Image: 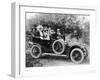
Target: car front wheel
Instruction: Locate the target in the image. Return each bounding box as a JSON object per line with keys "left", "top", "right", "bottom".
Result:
{"left": 70, "top": 48, "right": 84, "bottom": 64}
{"left": 52, "top": 39, "right": 65, "bottom": 55}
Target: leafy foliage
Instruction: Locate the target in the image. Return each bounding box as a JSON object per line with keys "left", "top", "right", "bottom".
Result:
{"left": 26, "top": 13, "right": 89, "bottom": 45}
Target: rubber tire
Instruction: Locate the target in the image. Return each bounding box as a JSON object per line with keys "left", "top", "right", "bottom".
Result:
{"left": 52, "top": 39, "right": 65, "bottom": 55}
{"left": 31, "top": 44, "right": 42, "bottom": 58}
{"left": 70, "top": 48, "right": 84, "bottom": 64}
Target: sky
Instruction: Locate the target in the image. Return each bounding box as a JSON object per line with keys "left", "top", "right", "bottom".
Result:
{"left": 26, "top": 13, "right": 36, "bottom": 19}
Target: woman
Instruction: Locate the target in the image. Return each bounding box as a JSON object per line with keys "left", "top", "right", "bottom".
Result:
{"left": 36, "top": 25, "right": 43, "bottom": 39}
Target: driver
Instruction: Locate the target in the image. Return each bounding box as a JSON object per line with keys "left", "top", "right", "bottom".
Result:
{"left": 57, "top": 29, "right": 61, "bottom": 39}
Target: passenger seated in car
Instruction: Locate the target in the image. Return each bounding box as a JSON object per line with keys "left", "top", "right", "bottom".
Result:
{"left": 43, "top": 27, "right": 50, "bottom": 40}
{"left": 36, "top": 25, "right": 43, "bottom": 39}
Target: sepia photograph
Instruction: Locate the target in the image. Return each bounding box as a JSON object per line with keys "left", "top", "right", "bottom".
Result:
{"left": 25, "top": 12, "right": 90, "bottom": 67}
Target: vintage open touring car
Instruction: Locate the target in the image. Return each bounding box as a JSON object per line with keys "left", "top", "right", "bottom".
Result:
{"left": 26, "top": 27, "right": 88, "bottom": 64}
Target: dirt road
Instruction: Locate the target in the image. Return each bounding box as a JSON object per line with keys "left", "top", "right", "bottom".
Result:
{"left": 26, "top": 54, "right": 89, "bottom": 67}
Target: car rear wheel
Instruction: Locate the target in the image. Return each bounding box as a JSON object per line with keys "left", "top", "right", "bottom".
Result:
{"left": 70, "top": 48, "right": 84, "bottom": 64}
{"left": 31, "top": 44, "right": 42, "bottom": 58}
{"left": 52, "top": 39, "right": 65, "bottom": 55}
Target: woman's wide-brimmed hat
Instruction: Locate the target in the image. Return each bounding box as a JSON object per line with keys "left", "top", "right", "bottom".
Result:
{"left": 37, "top": 25, "right": 43, "bottom": 31}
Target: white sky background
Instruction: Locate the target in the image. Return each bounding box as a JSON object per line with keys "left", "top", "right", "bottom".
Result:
{"left": 78, "top": 16, "right": 90, "bottom": 23}
{"left": 26, "top": 13, "right": 37, "bottom": 19}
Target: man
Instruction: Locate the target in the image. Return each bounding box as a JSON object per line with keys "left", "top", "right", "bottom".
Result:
{"left": 57, "top": 29, "right": 61, "bottom": 39}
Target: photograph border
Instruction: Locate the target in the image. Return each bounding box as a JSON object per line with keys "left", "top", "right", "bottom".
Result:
{"left": 25, "top": 12, "right": 90, "bottom": 66}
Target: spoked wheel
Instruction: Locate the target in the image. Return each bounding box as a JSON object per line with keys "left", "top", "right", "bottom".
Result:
{"left": 70, "top": 48, "right": 84, "bottom": 64}
{"left": 31, "top": 44, "right": 42, "bottom": 58}
{"left": 52, "top": 39, "right": 65, "bottom": 55}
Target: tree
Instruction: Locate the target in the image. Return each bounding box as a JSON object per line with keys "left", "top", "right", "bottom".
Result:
{"left": 26, "top": 13, "right": 89, "bottom": 45}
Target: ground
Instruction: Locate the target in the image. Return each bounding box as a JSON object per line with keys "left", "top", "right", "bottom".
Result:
{"left": 26, "top": 53, "right": 89, "bottom": 67}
